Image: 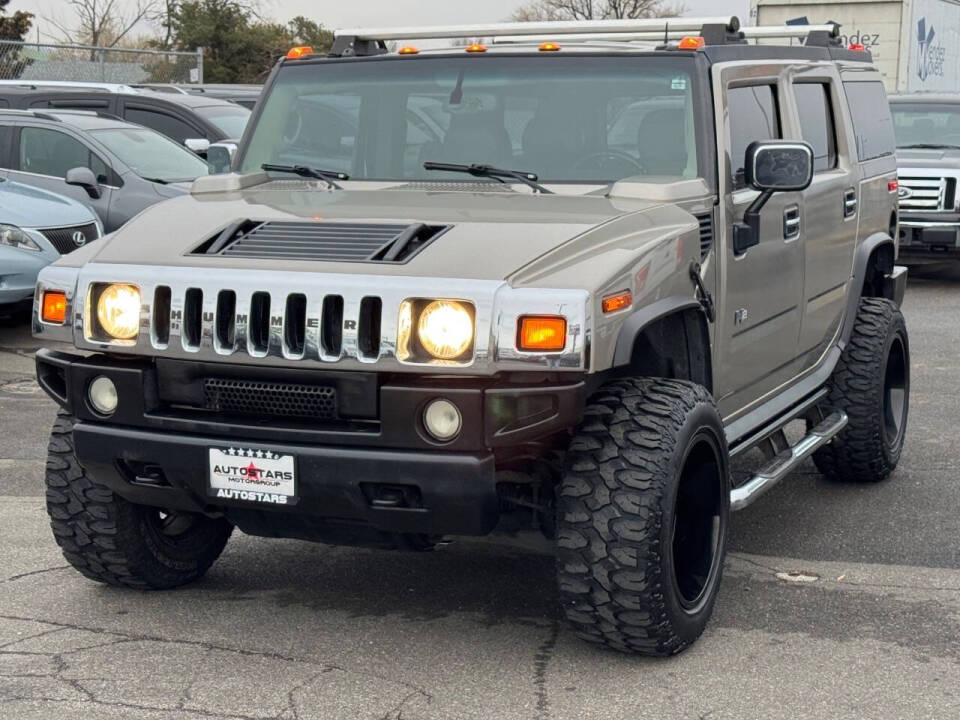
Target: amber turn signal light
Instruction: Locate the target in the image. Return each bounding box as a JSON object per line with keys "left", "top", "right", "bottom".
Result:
{"left": 285, "top": 46, "right": 313, "bottom": 59}
{"left": 517, "top": 316, "right": 566, "bottom": 352}
{"left": 602, "top": 291, "right": 632, "bottom": 314}
{"left": 42, "top": 291, "right": 67, "bottom": 324}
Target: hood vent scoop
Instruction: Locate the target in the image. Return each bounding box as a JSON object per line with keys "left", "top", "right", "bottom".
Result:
{"left": 193, "top": 221, "right": 450, "bottom": 263}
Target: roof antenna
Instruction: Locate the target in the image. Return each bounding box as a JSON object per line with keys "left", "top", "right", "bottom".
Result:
{"left": 664, "top": 21, "right": 669, "bottom": 45}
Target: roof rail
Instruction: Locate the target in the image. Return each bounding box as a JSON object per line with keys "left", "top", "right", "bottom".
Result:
{"left": 493, "top": 24, "right": 840, "bottom": 44}
{"left": 0, "top": 108, "right": 63, "bottom": 121}
{"left": 330, "top": 16, "right": 740, "bottom": 56}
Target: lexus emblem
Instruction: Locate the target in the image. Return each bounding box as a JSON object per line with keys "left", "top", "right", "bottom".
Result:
{"left": 898, "top": 186, "right": 913, "bottom": 200}
{"left": 71, "top": 230, "right": 87, "bottom": 247}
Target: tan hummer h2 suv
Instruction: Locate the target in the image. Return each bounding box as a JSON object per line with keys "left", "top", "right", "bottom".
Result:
{"left": 33, "top": 16, "right": 910, "bottom": 655}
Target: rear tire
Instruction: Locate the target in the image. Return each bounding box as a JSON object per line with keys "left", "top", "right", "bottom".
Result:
{"left": 813, "top": 297, "right": 909, "bottom": 483}
{"left": 45, "top": 411, "right": 233, "bottom": 589}
{"left": 556, "top": 378, "right": 729, "bottom": 655}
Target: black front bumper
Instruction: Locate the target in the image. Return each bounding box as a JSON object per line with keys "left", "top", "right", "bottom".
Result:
{"left": 899, "top": 215, "right": 960, "bottom": 260}
{"left": 36, "top": 349, "right": 585, "bottom": 540}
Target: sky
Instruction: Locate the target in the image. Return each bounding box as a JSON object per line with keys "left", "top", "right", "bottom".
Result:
{"left": 9, "top": 0, "right": 751, "bottom": 44}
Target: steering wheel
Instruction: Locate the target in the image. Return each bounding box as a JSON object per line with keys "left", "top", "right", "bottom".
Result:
{"left": 573, "top": 150, "right": 644, "bottom": 175}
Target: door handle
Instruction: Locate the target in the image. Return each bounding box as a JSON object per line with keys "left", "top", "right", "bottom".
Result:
{"left": 844, "top": 188, "right": 858, "bottom": 219}
{"left": 783, "top": 205, "right": 800, "bottom": 240}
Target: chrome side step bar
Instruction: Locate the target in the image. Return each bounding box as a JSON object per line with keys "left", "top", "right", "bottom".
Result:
{"left": 730, "top": 410, "right": 848, "bottom": 511}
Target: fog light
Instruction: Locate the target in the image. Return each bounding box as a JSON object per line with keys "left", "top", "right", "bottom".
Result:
{"left": 88, "top": 376, "right": 118, "bottom": 415}
{"left": 423, "top": 398, "right": 462, "bottom": 441}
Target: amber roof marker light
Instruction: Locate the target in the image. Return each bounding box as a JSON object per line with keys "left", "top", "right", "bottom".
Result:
{"left": 465, "top": 43, "right": 487, "bottom": 53}
{"left": 285, "top": 46, "right": 314, "bottom": 59}
{"left": 398, "top": 45, "right": 420, "bottom": 55}
{"left": 539, "top": 41, "right": 561, "bottom": 51}
{"left": 677, "top": 36, "right": 705, "bottom": 50}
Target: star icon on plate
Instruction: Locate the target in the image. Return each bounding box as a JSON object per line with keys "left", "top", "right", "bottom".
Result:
{"left": 255, "top": 450, "right": 264, "bottom": 458}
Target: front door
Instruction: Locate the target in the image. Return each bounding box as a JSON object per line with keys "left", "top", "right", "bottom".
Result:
{"left": 713, "top": 66, "right": 806, "bottom": 419}
{"left": 6, "top": 125, "right": 114, "bottom": 228}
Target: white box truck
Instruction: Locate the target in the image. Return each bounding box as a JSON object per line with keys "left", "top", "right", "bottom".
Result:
{"left": 750, "top": 0, "right": 960, "bottom": 92}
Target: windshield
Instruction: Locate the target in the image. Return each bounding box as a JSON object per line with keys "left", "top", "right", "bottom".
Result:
{"left": 240, "top": 56, "right": 703, "bottom": 184}
{"left": 891, "top": 103, "right": 960, "bottom": 148}
{"left": 89, "top": 127, "right": 210, "bottom": 183}
{"left": 195, "top": 104, "right": 251, "bottom": 138}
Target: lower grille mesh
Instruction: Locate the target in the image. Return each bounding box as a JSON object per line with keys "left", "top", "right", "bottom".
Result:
{"left": 39, "top": 223, "right": 98, "bottom": 255}
{"left": 202, "top": 378, "right": 337, "bottom": 420}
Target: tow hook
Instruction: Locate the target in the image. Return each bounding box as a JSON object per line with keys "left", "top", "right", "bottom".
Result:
{"left": 689, "top": 261, "right": 715, "bottom": 323}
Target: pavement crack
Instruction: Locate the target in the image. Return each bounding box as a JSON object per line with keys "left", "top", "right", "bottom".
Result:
{"left": 532, "top": 620, "right": 561, "bottom": 720}
{"left": 2, "top": 565, "right": 72, "bottom": 584}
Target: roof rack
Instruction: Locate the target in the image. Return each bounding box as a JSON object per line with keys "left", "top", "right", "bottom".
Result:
{"left": 331, "top": 16, "right": 742, "bottom": 56}
{"left": 492, "top": 24, "right": 840, "bottom": 45}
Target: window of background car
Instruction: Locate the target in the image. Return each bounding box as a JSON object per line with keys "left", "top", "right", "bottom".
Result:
{"left": 240, "top": 56, "right": 704, "bottom": 184}
{"left": 843, "top": 82, "right": 895, "bottom": 161}
{"left": 890, "top": 103, "right": 960, "bottom": 148}
{"left": 17, "top": 127, "right": 110, "bottom": 181}
{"left": 728, "top": 84, "right": 781, "bottom": 189}
{"left": 194, "top": 104, "right": 251, "bottom": 139}
{"left": 794, "top": 83, "right": 837, "bottom": 172}
{"left": 89, "top": 127, "right": 209, "bottom": 183}
{"left": 124, "top": 107, "right": 201, "bottom": 145}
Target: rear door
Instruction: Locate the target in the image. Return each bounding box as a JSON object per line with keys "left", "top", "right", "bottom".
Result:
{"left": 790, "top": 67, "right": 859, "bottom": 360}
{"left": 712, "top": 64, "right": 806, "bottom": 418}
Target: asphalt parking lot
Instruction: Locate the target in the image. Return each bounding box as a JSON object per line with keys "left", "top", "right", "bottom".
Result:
{"left": 1, "top": 267, "right": 959, "bottom": 720}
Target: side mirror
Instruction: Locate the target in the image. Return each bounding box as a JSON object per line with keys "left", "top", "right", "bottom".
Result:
{"left": 65, "top": 166, "right": 101, "bottom": 199}
{"left": 206, "top": 142, "right": 237, "bottom": 175}
{"left": 734, "top": 141, "right": 813, "bottom": 254}
{"left": 185, "top": 138, "right": 211, "bottom": 156}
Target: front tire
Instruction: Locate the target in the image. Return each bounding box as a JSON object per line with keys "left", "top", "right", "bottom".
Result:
{"left": 45, "top": 411, "right": 233, "bottom": 589}
{"left": 813, "top": 297, "right": 909, "bottom": 482}
{"left": 557, "top": 379, "right": 729, "bottom": 655}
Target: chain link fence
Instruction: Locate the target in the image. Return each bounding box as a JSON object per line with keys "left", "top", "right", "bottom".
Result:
{"left": 0, "top": 41, "right": 203, "bottom": 85}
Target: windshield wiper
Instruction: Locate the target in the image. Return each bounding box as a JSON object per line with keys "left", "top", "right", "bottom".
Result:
{"left": 899, "top": 143, "right": 960, "bottom": 150}
{"left": 261, "top": 163, "right": 349, "bottom": 189}
{"left": 423, "top": 162, "right": 553, "bottom": 194}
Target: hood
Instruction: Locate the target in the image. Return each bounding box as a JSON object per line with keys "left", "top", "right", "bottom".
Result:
{"left": 152, "top": 181, "right": 193, "bottom": 199}
{"left": 896, "top": 147, "right": 960, "bottom": 168}
{"left": 0, "top": 179, "right": 96, "bottom": 229}
{"left": 80, "top": 183, "right": 666, "bottom": 282}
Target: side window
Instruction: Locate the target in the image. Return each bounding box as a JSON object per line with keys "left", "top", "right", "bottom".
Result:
{"left": 794, "top": 83, "right": 837, "bottom": 172}
{"left": 843, "top": 81, "right": 895, "bottom": 161}
{"left": 0, "top": 126, "right": 10, "bottom": 167}
{"left": 728, "top": 85, "right": 781, "bottom": 189}
{"left": 124, "top": 107, "right": 200, "bottom": 145}
{"left": 18, "top": 127, "right": 106, "bottom": 179}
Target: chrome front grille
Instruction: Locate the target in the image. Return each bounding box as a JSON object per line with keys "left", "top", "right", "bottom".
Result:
{"left": 64, "top": 264, "right": 589, "bottom": 375}
{"left": 898, "top": 175, "right": 953, "bottom": 211}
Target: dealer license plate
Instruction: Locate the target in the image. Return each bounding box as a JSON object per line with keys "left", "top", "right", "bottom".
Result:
{"left": 208, "top": 447, "right": 296, "bottom": 506}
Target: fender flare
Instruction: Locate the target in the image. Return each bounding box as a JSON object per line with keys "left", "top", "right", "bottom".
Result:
{"left": 612, "top": 296, "right": 704, "bottom": 367}
{"left": 842, "top": 232, "right": 896, "bottom": 345}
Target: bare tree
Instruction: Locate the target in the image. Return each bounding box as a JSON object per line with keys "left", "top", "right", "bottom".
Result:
{"left": 45, "top": 0, "right": 160, "bottom": 47}
{"left": 512, "top": 0, "right": 685, "bottom": 22}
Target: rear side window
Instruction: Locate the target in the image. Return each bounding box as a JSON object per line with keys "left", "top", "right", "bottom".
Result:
{"left": 728, "top": 85, "right": 781, "bottom": 189}
{"left": 843, "top": 81, "right": 895, "bottom": 161}
{"left": 124, "top": 106, "right": 200, "bottom": 145}
{"left": 794, "top": 83, "right": 837, "bottom": 172}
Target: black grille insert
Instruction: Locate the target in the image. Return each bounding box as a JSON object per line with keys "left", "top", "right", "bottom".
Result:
{"left": 194, "top": 221, "right": 449, "bottom": 263}
{"left": 203, "top": 378, "right": 337, "bottom": 420}
{"left": 39, "top": 223, "right": 98, "bottom": 255}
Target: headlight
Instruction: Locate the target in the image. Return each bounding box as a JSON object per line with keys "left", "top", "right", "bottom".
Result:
{"left": 417, "top": 300, "right": 474, "bottom": 360}
{"left": 96, "top": 284, "right": 140, "bottom": 340}
{"left": 0, "top": 224, "right": 41, "bottom": 252}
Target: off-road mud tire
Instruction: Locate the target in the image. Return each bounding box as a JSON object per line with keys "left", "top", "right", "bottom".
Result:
{"left": 813, "top": 298, "right": 909, "bottom": 483}
{"left": 557, "top": 378, "right": 729, "bottom": 656}
{"left": 45, "top": 411, "right": 233, "bottom": 588}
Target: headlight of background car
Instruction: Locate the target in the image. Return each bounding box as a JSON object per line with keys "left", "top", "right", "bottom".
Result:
{"left": 398, "top": 299, "right": 475, "bottom": 362}
{"left": 96, "top": 283, "right": 141, "bottom": 340}
{"left": 0, "top": 224, "right": 42, "bottom": 252}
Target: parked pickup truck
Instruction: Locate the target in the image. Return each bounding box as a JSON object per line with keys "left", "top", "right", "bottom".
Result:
{"left": 891, "top": 93, "right": 960, "bottom": 261}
